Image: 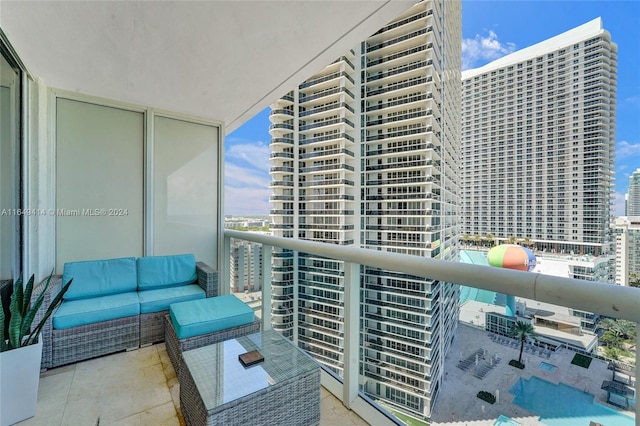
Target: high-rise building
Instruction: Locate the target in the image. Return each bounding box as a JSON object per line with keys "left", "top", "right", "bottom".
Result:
{"left": 627, "top": 168, "right": 640, "bottom": 216}
{"left": 229, "top": 239, "right": 263, "bottom": 293}
{"left": 461, "top": 18, "right": 617, "bottom": 283}
{"left": 268, "top": 0, "right": 461, "bottom": 420}
{"left": 613, "top": 217, "right": 640, "bottom": 288}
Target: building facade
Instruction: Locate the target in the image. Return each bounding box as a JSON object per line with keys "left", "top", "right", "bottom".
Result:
{"left": 613, "top": 216, "right": 640, "bottom": 286}
{"left": 268, "top": 0, "right": 461, "bottom": 420}
{"left": 229, "top": 238, "right": 263, "bottom": 293}
{"left": 461, "top": 18, "right": 617, "bottom": 277}
{"left": 627, "top": 168, "right": 640, "bottom": 216}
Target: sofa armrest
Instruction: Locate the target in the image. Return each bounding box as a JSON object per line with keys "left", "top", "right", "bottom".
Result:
{"left": 30, "top": 274, "right": 62, "bottom": 370}
{"left": 196, "top": 262, "right": 218, "bottom": 298}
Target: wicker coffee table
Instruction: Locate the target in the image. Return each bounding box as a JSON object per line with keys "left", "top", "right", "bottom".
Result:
{"left": 180, "top": 329, "right": 320, "bottom": 426}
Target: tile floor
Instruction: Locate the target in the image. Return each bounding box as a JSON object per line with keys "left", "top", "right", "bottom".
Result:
{"left": 18, "top": 343, "right": 367, "bottom": 426}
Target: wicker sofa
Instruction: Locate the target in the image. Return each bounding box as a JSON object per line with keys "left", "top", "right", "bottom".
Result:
{"left": 32, "top": 254, "right": 218, "bottom": 369}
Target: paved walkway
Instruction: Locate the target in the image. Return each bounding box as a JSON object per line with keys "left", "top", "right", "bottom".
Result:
{"left": 431, "top": 323, "right": 635, "bottom": 425}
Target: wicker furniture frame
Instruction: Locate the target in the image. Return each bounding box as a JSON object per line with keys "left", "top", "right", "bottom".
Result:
{"left": 31, "top": 261, "right": 218, "bottom": 369}
{"left": 165, "top": 314, "right": 261, "bottom": 377}
{"left": 179, "top": 330, "right": 320, "bottom": 426}
{"left": 139, "top": 261, "right": 218, "bottom": 346}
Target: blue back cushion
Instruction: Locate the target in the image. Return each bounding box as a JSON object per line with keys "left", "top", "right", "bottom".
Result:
{"left": 137, "top": 254, "right": 197, "bottom": 291}
{"left": 63, "top": 257, "right": 137, "bottom": 300}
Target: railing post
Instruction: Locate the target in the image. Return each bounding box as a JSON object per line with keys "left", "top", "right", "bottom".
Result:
{"left": 343, "top": 261, "right": 360, "bottom": 408}
{"left": 222, "top": 234, "right": 231, "bottom": 295}
{"left": 261, "top": 244, "right": 272, "bottom": 331}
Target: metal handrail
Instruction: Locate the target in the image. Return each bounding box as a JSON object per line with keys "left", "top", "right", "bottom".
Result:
{"left": 224, "top": 229, "right": 640, "bottom": 323}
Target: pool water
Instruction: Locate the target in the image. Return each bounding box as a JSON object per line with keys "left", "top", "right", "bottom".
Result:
{"left": 538, "top": 361, "right": 558, "bottom": 372}
{"left": 511, "top": 377, "right": 635, "bottom": 426}
{"left": 494, "top": 414, "right": 520, "bottom": 425}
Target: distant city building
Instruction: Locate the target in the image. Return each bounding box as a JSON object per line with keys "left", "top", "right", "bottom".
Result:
{"left": 230, "top": 238, "right": 264, "bottom": 293}
{"left": 269, "top": 0, "right": 461, "bottom": 420}
{"left": 613, "top": 216, "right": 640, "bottom": 286}
{"left": 461, "top": 18, "right": 617, "bottom": 283}
{"left": 224, "top": 216, "right": 271, "bottom": 228}
{"left": 627, "top": 168, "right": 640, "bottom": 216}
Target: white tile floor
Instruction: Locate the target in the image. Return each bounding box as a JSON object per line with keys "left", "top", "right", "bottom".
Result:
{"left": 18, "top": 343, "right": 367, "bottom": 426}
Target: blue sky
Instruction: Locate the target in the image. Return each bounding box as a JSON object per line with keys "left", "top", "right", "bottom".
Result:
{"left": 225, "top": 0, "right": 640, "bottom": 217}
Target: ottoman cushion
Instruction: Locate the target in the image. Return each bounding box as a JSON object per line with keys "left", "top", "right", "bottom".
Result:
{"left": 170, "top": 295, "right": 255, "bottom": 339}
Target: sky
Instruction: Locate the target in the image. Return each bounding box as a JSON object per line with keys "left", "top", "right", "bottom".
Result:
{"left": 225, "top": 0, "right": 640, "bottom": 217}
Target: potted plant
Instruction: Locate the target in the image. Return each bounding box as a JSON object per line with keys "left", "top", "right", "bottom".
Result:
{"left": 0, "top": 273, "right": 72, "bottom": 426}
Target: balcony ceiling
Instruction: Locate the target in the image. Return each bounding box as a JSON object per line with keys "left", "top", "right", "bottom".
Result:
{"left": 0, "top": 1, "right": 414, "bottom": 133}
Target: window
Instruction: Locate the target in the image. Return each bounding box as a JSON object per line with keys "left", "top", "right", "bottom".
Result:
{"left": 0, "top": 42, "right": 24, "bottom": 282}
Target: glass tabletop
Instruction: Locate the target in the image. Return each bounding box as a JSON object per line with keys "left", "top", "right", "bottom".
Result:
{"left": 182, "top": 329, "right": 319, "bottom": 410}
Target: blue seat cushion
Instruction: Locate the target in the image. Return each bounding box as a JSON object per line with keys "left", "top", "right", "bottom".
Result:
{"left": 138, "top": 284, "right": 206, "bottom": 314}
{"left": 63, "top": 257, "right": 137, "bottom": 301}
{"left": 137, "top": 254, "right": 197, "bottom": 291}
{"left": 53, "top": 292, "right": 140, "bottom": 330}
{"left": 170, "top": 295, "right": 255, "bottom": 339}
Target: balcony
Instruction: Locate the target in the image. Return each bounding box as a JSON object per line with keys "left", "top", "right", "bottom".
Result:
{"left": 224, "top": 230, "right": 639, "bottom": 424}
{"left": 23, "top": 343, "right": 371, "bottom": 425}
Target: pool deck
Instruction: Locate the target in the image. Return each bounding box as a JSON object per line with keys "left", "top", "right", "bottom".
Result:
{"left": 431, "top": 323, "right": 635, "bottom": 426}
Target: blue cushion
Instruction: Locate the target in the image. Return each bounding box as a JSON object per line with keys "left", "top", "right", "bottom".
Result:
{"left": 52, "top": 292, "right": 140, "bottom": 330}
{"left": 170, "top": 295, "right": 255, "bottom": 339}
{"left": 138, "top": 284, "right": 205, "bottom": 314}
{"left": 137, "top": 254, "right": 197, "bottom": 291}
{"left": 63, "top": 257, "right": 137, "bottom": 301}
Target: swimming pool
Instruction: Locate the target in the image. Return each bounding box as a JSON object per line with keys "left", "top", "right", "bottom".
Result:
{"left": 511, "top": 376, "right": 634, "bottom": 426}
{"left": 538, "top": 361, "right": 557, "bottom": 372}
{"left": 493, "top": 414, "right": 520, "bottom": 425}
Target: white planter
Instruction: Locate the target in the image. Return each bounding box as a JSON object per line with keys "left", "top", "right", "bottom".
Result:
{"left": 0, "top": 339, "right": 43, "bottom": 426}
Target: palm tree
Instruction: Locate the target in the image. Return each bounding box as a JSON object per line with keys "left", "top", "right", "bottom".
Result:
{"left": 485, "top": 233, "right": 495, "bottom": 248}
{"left": 508, "top": 320, "right": 536, "bottom": 364}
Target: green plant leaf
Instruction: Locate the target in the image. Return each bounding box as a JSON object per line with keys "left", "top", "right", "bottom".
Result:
{"left": 26, "top": 278, "right": 73, "bottom": 345}
{"left": 8, "top": 278, "right": 25, "bottom": 349}
{"left": 21, "top": 275, "right": 35, "bottom": 319}
{"left": 0, "top": 302, "right": 7, "bottom": 352}
{"left": 20, "top": 275, "right": 40, "bottom": 338}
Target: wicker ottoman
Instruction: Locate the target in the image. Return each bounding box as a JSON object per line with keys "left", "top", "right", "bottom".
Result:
{"left": 165, "top": 296, "right": 261, "bottom": 376}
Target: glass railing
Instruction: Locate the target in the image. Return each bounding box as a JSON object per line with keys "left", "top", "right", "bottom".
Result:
{"left": 300, "top": 132, "right": 355, "bottom": 145}
{"left": 367, "top": 60, "right": 431, "bottom": 82}
{"left": 367, "top": 76, "right": 433, "bottom": 97}
{"left": 300, "top": 102, "right": 355, "bottom": 117}
{"left": 224, "top": 230, "right": 639, "bottom": 425}
{"left": 365, "top": 93, "right": 430, "bottom": 112}
{"left": 300, "top": 148, "right": 355, "bottom": 159}
{"left": 366, "top": 28, "right": 428, "bottom": 53}
{"left": 300, "top": 117, "right": 355, "bottom": 132}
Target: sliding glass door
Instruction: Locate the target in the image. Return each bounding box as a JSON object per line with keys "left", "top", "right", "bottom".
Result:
{"left": 0, "top": 48, "right": 22, "bottom": 283}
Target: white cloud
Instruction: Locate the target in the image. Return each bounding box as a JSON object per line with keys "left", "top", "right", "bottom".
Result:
{"left": 462, "top": 30, "right": 516, "bottom": 70}
{"left": 224, "top": 185, "right": 271, "bottom": 216}
{"left": 226, "top": 140, "right": 271, "bottom": 172}
{"left": 225, "top": 162, "right": 270, "bottom": 189}
{"left": 617, "top": 140, "right": 640, "bottom": 157}
{"left": 224, "top": 139, "right": 271, "bottom": 215}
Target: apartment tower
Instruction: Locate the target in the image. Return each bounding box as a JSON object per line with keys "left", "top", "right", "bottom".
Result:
{"left": 461, "top": 18, "right": 617, "bottom": 284}
{"left": 268, "top": 0, "right": 461, "bottom": 420}
{"left": 627, "top": 168, "right": 640, "bottom": 216}
{"left": 613, "top": 217, "right": 640, "bottom": 286}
